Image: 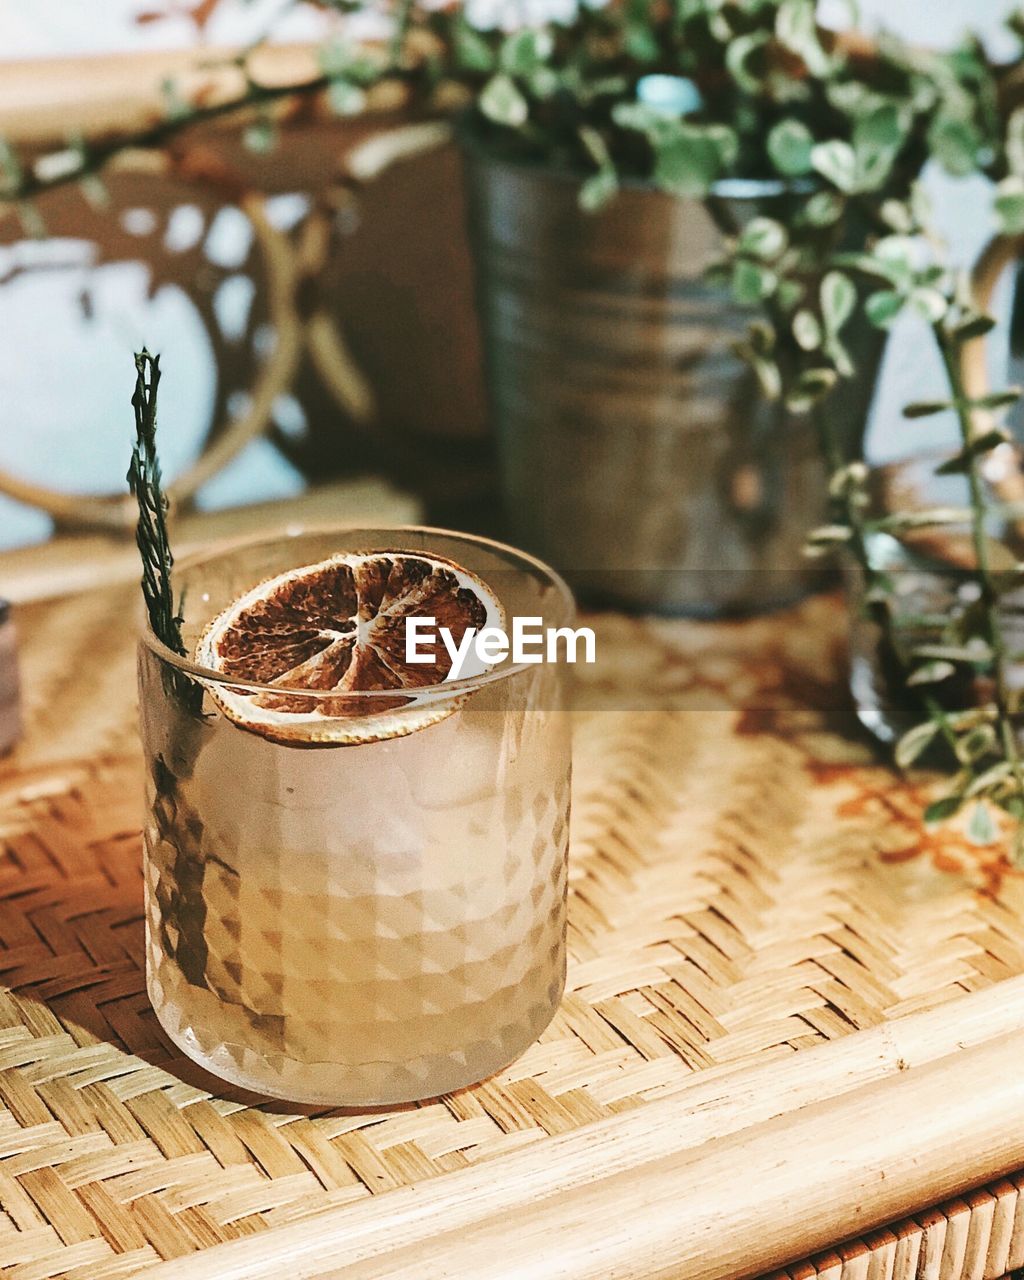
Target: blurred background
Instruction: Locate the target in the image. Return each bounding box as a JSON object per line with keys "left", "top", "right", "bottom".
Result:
{"left": 0, "top": 0, "right": 488, "bottom": 561}
{"left": 0, "top": 0, "right": 1018, "bottom": 597}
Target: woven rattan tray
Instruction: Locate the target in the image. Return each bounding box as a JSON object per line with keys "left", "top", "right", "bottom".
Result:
{"left": 3, "top": 583, "right": 1024, "bottom": 1280}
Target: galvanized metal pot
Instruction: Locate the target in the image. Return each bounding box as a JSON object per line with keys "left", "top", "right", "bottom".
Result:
{"left": 463, "top": 148, "right": 884, "bottom": 615}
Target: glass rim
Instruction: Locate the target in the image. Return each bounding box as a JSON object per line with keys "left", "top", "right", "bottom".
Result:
{"left": 139, "top": 522, "right": 576, "bottom": 700}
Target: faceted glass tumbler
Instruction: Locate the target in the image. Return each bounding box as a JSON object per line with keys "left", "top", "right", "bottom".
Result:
{"left": 138, "top": 527, "right": 573, "bottom": 1106}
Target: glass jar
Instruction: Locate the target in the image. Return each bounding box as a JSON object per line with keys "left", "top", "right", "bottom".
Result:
{"left": 138, "top": 526, "right": 573, "bottom": 1106}
{"left": 847, "top": 454, "right": 1024, "bottom": 743}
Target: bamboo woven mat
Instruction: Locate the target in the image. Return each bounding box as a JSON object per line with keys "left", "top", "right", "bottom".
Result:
{"left": 3, "top": 584, "right": 1024, "bottom": 1280}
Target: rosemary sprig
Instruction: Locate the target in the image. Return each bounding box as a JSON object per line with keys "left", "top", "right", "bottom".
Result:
{"left": 127, "top": 349, "right": 185, "bottom": 657}
{"left": 128, "top": 351, "right": 205, "bottom": 720}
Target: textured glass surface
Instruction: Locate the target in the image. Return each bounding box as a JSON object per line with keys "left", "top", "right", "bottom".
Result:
{"left": 138, "top": 528, "right": 572, "bottom": 1105}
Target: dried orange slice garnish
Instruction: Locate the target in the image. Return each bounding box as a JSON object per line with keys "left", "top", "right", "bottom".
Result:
{"left": 195, "top": 550, "right": 505, "bottom": 745}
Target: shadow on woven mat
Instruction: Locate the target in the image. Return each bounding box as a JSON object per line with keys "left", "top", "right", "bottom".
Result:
{"left": 0, "top": 760, "right": 421, "bottom": 1121}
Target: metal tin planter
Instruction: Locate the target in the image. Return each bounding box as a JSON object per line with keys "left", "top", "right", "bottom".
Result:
{"left": 463, "top": 149, "right": 885, "bottom": 615}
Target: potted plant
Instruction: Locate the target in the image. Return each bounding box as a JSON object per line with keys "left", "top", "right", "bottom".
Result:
{"left": 415, "top": 0, "right": 997, "bottom": 613}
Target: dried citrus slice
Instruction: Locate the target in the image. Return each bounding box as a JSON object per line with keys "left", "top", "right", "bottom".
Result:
{"left": 196, "top": 550, "right": 505, "bottom": 745}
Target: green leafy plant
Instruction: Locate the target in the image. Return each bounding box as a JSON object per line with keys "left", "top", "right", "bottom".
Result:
{"left": 0, "top": 3, "right": 1007, "bottom": 217}
{"left": 810, "top": 247, "right": 1024, "bottom": 856}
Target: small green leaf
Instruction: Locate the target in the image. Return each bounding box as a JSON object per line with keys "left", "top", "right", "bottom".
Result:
{"left": 910, "top": 287, "right": 949, "bottom": 323}
{"left": 810, "top": 139, "right": 858, "bottom": 193}
{"left": 578, "top": 124, "right": 611, "bottom": 169}
{"left": 873, "top": 234, "right": 916, "bottom": 277}
{"left": 824, "top": 333, "right": 854, "bottom": 378}
{"left": 832, "top": 251, "right": 899, "bottom": 283}
{"left": 873, "top": 506, "right": 971, "bottom": 531}
{"left": 965, "top": 800, "right": 997, "bottom": 844}
{"left": 953, "top": 313, "right": 997, "bottom": 342}
{"left": 994, "top": 176, "right": 1024, "bottom": 235}
{"left": 499, "top": 29, "right": 553, "bottom": 75}
{"left": 747, "top": 320, "right": 775, "bottom": 355}
{"left": 454, "top": 21, "right": 495, "bottom": 72}
{"left": 806, "top": 523, "right": 854, "bottom": 546}
{"left": 1005, "top": 794, "right": 1024, "bottom": 821}
{"left": 776, "top": 279, "right": 803, "bottom": 311}
{"left": 865, "top": 289, "right": 904, "bottom": 329}
{"left": 80, "top": 173, "right": 110, "bottom": 211}
{"left": 527, "top": 66, "right": 559, "bottom": 99}
{"left": 956, "top": 724, "right": 998, "bottom": 765}
{"left": 935, "top": 429, "right": 1013, "bottom": 473}
{"left": 924, "top": 794, "right": 963, "bottom": 824}
{"left": 776, "top": 0, "right": 831, "bottom": 76}
{"left": 704, "top": 124, "right": 739, "bottom": 170}
{"left": 732, "top": 339, "right": 782, "bottom": 399}
{"left": 853, "top": 102, "right": 907, "bottom": 155}
{"left": 907, "top": 660, "right": 956, "bottom": 686}
{"left": 327, "top": 79, "right": 366, "bottom": 116}
{"left": 766, "top": 119, "right": 814, "bottom": 177}
{"left": 903, "top": 400, "right": 952, "bottom": 419}
{"left": 787, "top": 366, "right": 838, "bottom": 413}
{"left": 15, "top": 200, "right": 45, "bottom": 239}
{"left": 1007, "top": 107, "right": 1024, "bottom": 177}
{"left": 820, "top": 271, "right": 856, "bottom": 335}
{"left": 912, "top": 641, "right": 994, "bottom": 663}
{"left": 852, "top": 102, "right": 908, "bottom": 190}
{"left": 971, "top": 388, "right": 1022, "bottom": 410}
{"left": 725, "top": 31, "right": 769, "bottom": 94}
{"left": 802, "top": 191, "right": 844, "bottom": 227}
{"left": 966, "top": 765, "right": 1012, "bottom": 802}
{"left": 611, "top": 102, "right": 662, "bottom": 135}
{"left": 651, "top": 125, "right": 736, "bottom": 196}
{"left": 479, "top": 73, "right": 529, "bottom": 127}
{"left": 928, "top": 115, "right": 982, "bottom": 178}
{"left": 797, "top": 367, "right": 838, "bottom": 395}
{"left": 911, "top": 637, "right": 993, "bottom": 660}
{"left": 738, "top": 217, "right": 788, "bottom": 261}
{"left": 792, "top": 309, "right": 822, "bottom": 351}
{"left": 880, "top": 199, "right": 914, "bottom": 233}
{"left": 752, "top": 357, "right": 782, "bottom": 400}
{"left": 732, "top": 259, "right": 778, "bottom": 304}
{"left": 0, "top": 136, "right": 24, "bottom": 194}
{"left": 827, "top": 461, "right": 868, "bottom": 497}
{"left": 579, "top": 167, "right": 618, "bottom": 211}
{"left": 243, "top": 119, "right": 277, "bottom": 153}
{"left": 160, "top": 76, "right": 190, "bottom": 122}
{"left": 624, "top": 23, "right": 660, "bottom": 63}
{"left": 945, "top": 704, "right": 998, "bottom": 730}
{"left": 895, "top": 720, "right": 941, "bottom": 769}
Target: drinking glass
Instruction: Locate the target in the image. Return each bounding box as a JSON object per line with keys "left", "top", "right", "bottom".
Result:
{"left": 138, "top": 526, "right": 573, "bottom": 1106}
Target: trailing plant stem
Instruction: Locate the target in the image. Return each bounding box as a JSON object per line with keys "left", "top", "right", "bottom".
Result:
{"left": 1, "top": 68, "right": 340, "bottom": 207}
{"left": 811, "top": 383, "right": 959, "bottom": 759}
{"left": 935, "top": 323, "right": 1024, "bottom": 813}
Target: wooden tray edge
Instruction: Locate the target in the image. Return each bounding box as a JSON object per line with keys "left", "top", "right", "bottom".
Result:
{"left": 135, "top": 974, "right": 1024, "bottom": 1279}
